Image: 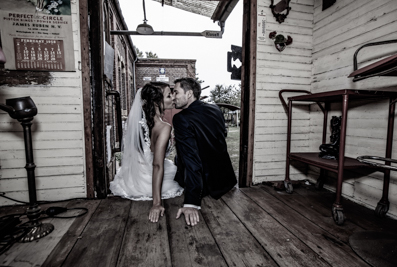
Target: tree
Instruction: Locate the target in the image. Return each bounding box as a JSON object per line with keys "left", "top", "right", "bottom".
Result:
{"left": 134, "top": 46, "right": 158, "bottom": 58}
{"left": 209, "top": 84, "right": 241, "bottom": 107}
{"left": 145, "top": 51, "right": 158, "bottom": 58}
{"left": 134, "top": 46, "right": 144, "bottom": 57}
{"left": 195, "top": 73, "right": 204, "bottom": 84}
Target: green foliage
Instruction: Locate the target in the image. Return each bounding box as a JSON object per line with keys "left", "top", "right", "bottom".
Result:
{"left": 115, "top": 152, "right": 122, "bottom": 164}
{"left": 195, "top": 73, "right": 204, "bottom": 84}
{"left": 145, "top": 51, "right": 158, "bottom": 58}
{"left": 209, "top": 84, "right": 241, "bottom": 107}
{"left": 134, "top": 46, "right": 158, "bottom": 58}
{"left": 134, "top": 46, "right": 144, "bottom": 58}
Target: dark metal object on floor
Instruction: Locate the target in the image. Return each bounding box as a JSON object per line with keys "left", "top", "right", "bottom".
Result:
{"left": 349, "top": 231, "right": 397, "bottom": 267}
{"left": 0, "top": 97, "right": 54, "bottom": 242}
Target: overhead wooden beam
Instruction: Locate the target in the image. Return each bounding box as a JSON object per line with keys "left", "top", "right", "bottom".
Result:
{"left": 211, "top": 0, "right": 239, "bottom": 22}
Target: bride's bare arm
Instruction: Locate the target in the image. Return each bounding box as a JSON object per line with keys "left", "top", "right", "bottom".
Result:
{"left": 149, "top": 124, "right": 172, "bottom": 222}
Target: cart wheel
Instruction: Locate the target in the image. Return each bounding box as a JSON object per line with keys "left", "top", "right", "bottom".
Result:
{"left": 332, "top": 208, "right": 345, "bottom": 225}
{"left": 375, "top": 202, "right": 389, "bottom": 218}
{"left": 315, "top": 178, "right": 324, "bottom": 190}
{"left": 284, "top": 181, "right": 293, "bottom": 194}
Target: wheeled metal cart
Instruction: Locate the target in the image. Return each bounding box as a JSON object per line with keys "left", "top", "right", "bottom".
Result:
{"left": 281, "top": 89, "right": 397, "bottom": 225}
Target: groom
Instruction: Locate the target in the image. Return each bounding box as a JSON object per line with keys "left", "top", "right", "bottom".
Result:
{"left": 172, "top": 78, "right": 237, "bottom": 226}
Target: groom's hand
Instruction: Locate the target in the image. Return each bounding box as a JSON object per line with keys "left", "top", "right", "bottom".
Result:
{"left": 176, "top": 207, "right": 200, "bottom": 226}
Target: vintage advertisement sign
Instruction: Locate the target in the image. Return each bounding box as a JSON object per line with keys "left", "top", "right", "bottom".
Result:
{"left": 257, "top": 8, "right": 266, "bottom": 42}
{"left": 0, "top": 0, "right": 75, "bottom": 71}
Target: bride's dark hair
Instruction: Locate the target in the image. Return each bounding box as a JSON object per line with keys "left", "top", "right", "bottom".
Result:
{"left": 141, "top": 83, "right": 165, "bottom": 137}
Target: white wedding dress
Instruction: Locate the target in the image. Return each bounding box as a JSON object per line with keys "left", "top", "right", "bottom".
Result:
{"left": 109, "top": 89, "right": 184, "bottom": 201}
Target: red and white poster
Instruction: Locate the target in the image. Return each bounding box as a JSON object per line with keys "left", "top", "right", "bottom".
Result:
{"left": 0, "top": 0, "right": 74, "bottom": 71}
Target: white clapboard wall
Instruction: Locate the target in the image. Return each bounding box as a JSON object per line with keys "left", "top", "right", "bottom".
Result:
{"left": 254, "top": 0, "right": 397, "bottom": 218}
{"left": 310, "top": 0, "right": 397, "bottom": 217}
{"left": 254, "top": 0, "right": 315, "bottom": 183}
{"left": 0, "top": 1, "right": 86, "bottom": 206}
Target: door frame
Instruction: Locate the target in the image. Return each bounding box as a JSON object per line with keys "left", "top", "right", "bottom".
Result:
{"left": 239, "top": 0, "right": 256, "bottom": 187}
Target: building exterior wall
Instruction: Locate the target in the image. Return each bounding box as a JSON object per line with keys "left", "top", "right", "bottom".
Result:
{"left": 0, "top": 0, "right": 87, "bottom": 205}
{"left": 101, "top": 0, "right": 137, "bottom": 192}
{"left": 136, "top": 58, "right": 196, "bottom": 125}
{"left": 253, "top": 0, "right": 397, "bottom": 218}
{"left": 309, "top": 0, "right": 397, "bottom": 217}
{"left": 136, "top": 58, "right": 196, "bottom": 88}
{"left": 253, "top": 0, "right": 314, "bottom": 183}
{"left": 0, "top": 0, "right": 137, "bottom": 205}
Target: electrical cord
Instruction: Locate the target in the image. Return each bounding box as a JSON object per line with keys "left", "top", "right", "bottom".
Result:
{"left": 44, "top": 206, "right": 88, "bottom": 218}
{"left": 0, "top": 193, "right": 91, "bottom": 255}
{"left": 0, "top": 192, "right": 96, "bottom": 205}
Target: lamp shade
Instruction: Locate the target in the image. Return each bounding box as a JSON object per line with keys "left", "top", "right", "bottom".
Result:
{"left": 136, "top": 22, "right": 154, "bottom": 35}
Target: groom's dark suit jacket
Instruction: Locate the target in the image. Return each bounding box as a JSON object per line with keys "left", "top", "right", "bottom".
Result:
{"left": 173, "top": 100, "right": 237, "bottom": 206}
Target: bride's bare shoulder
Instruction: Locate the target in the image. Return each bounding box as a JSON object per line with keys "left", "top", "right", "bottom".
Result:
{"left": 152, "top": 120, "right": 171, "bottom": 137}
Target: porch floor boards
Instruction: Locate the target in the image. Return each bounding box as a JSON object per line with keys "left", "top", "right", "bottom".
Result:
{"left": 1, "top": 183, "right": 396, "bottom": 266}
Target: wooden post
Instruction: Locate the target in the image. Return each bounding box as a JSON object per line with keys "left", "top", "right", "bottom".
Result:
{"left": 79, "top": 0, "right": 95, "bottom": 198}
{"left": 239, "top": 0, "right": 256, "bottom": 187}
{"left": 89, "top": 0, "right": 107, "bottom": 198}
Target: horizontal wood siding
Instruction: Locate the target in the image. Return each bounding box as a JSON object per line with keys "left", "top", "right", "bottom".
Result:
{"left": 0, "top": 0, "right": 86, "bottom": 205}
{"left": 253, "top": 0, "right": 314, "bottom": 184}
{"left": 310, "top": 0, "right": 397, "bottom": 217}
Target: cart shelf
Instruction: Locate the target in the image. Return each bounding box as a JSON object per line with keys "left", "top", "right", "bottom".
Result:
{"left": 283, "top": 89, "right": 397, "bottom": 225}
{"left": 289, "top": 152, "right": 374, "bottom": 172}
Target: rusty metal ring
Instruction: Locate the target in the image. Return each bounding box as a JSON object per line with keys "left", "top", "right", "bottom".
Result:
{"left": 356, "top": 155, "right": 397, "bottom": 171}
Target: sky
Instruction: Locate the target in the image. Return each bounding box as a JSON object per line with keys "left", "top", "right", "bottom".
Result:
{"left": 118, "top": 0, "right": 243, "bottom": 96}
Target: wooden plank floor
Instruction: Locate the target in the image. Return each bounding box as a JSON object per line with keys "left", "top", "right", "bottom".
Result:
{"left": 1, "top": 183, "right": 396, "bottom": 267}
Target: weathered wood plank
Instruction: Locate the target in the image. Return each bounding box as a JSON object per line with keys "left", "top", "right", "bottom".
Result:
{"left": 164, "top": 196, "right": 227, "bottom": 267}
{"left": 200, "top": 195, "right": 278, "bottom": 266}
{"left": 0, "top": 131, "right": 83, "bottom": 142}
{"left": 240, "top": 186, "right": 369, "bottom": 266}
{"left": 259, "top": 184, "right": 361, "bottom": 243}
{"left": 0, "top": 188, "right": 87, "bottom": 206}
{"left": 0, "top": 202, "right": 75, "bottom": 267}
{"left": 1, "top": 157, "right": 84, "bottom": 169}
{"left": 2, "top": 165, "right": 84, "bottom": 179}
{"left": 1, "top": 175, "right": 85, "bottom": 191}
{"left": 293, "top": 185, "right": 397, "bottom": 234}
{"left": 222, "top": 188, "right": 330, "bottom": 267}
{"left": 40, "top": 199, "right": 101, "bottom": 267}
{"left": 1, "top": 148, "right": 84, "bottom": 160}
{"left": 116, "top": 200, "right": 171, "bottom": 267}
{"left": 61, "top": 198, "right": 131, "bottom": 267}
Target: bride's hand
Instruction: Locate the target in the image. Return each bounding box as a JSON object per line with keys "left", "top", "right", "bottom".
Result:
{"left": 149, "top": 204, "right": 165, "bottom": 223}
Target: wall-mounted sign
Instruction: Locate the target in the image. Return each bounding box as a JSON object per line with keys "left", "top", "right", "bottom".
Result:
{"left": 227, "top": 45, "right": 242, "bottom": 80}
{"left": 201, "top": 30, "right": 222, "bottom": 39}
{"left": 0, "top": 0, "right": 75, "bottom": 71}
{"left": 143, "top": 77, "right": 151, "bottom": 81}
{"left": 104, "top": 41, "right": 115, "bottom": 82}
{"left": 257, "top": 8, "right": 266, "bottom": 42}
{"left": 159, "top": 67, "right": 165, "bottom": 74}
{"left": 156, "top": 76, "right": 169, "bottom": 82}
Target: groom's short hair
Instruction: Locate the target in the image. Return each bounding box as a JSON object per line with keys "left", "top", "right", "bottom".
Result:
{"left": 174, "top": 78, "right": 201, "bottom": 99}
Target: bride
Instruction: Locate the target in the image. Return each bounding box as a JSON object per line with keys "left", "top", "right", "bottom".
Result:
{"left": 110, "top": 82, "right": 184, "bottom": 223}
